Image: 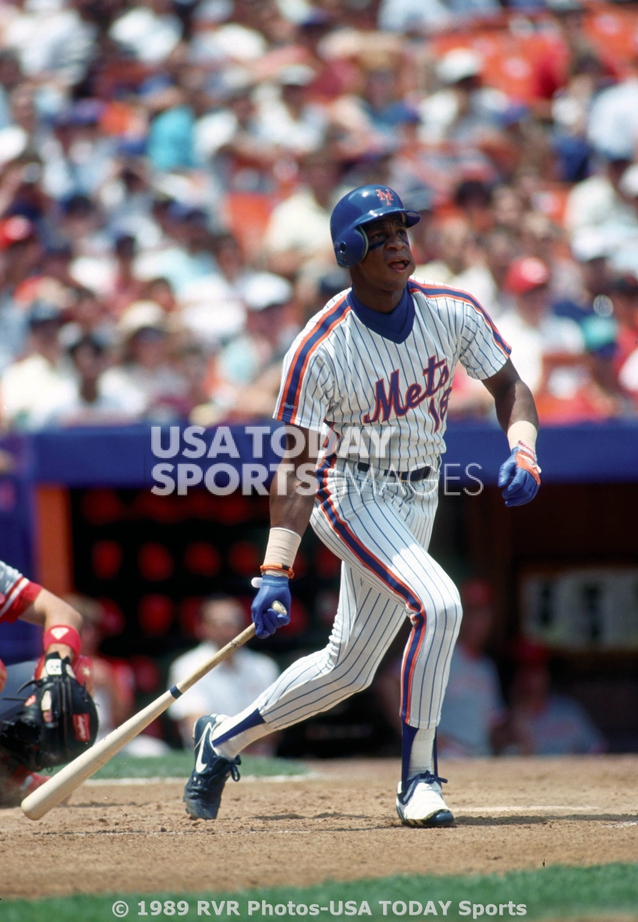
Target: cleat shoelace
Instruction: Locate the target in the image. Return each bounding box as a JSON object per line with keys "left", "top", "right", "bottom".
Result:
{"left": 412, "top": 770, "right": 448, "bottom": 785}
{"left": 399, "top": 769, "right": 448, "bottom": 804}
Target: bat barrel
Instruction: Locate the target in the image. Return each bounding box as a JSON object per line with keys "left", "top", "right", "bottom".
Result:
{"left": 21, "top": 623, "right": 256, "bottom": 820}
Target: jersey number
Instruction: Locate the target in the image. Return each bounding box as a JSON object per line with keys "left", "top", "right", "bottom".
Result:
{"left": 428, "top": 386, "right": 452, "bottom": 431}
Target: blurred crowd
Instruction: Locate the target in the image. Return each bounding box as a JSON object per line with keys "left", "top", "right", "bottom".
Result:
{"left": 1, "top": 0, "right": 638, "bottom": 431}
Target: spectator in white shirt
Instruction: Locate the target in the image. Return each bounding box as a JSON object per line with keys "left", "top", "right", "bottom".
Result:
{"left": 0, "top": 301, "right": 74, "bottom": 430}
{"left": 29, "top": 331, "right": 144, "bottom": 429}
{"left": 263, "top": 147, "right": 342, "bottom": 280}
{"left": 101, "top": 300, "right": 187, "bottom": 420}
{"left": 564, "top": 154, "right": 638, "bottom": 246}
{"left": 168, "top": 594, "right": 280, "bottom": 752}
{"left": 255, "top": 64, "right": 326, "bottom": 157}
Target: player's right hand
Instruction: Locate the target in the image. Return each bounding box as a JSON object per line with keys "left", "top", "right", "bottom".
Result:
{"left": 250, "top": 575, "right": 291, "bottom": 639}
{"left": 498, "top": 445, "right": 541, "bottom": 507}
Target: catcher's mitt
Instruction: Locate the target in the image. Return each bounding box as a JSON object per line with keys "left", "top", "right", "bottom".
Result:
{"left": 0, "top": 653, "right": 98, "bottom": 772}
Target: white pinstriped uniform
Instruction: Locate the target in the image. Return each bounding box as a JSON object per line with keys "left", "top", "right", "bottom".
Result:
{"left": 253, "top": 279, "right": 511, "bottom": 730}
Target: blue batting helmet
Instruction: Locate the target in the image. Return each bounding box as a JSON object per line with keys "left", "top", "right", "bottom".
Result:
{"left": 330, "top": 185, "right": 420, "bottom": 268}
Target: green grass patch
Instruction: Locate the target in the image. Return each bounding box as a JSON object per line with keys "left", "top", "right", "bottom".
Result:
{"left": 4, "top": 864, "right": 638, "bottom": 922}
{"left": 50, "top": 751, "right": 309, "bottom": 780}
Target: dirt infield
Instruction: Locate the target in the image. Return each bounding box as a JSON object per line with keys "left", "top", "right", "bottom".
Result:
{"left": 1, "top": 756, "right": 637, "bottom": 900}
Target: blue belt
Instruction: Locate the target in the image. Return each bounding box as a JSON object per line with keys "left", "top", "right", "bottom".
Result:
{"left": 355, "top": 462, "right": 432, "bottom": 482}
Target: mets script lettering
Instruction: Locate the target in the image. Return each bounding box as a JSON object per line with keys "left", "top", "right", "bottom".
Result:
{"left": 363, "top": 357, "right": 452, "bottom": 430}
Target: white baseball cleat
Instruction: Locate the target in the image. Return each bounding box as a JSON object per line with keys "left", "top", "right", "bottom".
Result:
{"left": 396, "top": 771, "right": 455, "bottom": 827}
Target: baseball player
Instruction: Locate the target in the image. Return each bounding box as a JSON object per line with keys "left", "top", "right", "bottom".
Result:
{"left": 0, "top": 559, "right": 98, "bottom": 806}
{"left": 184, "top": 184, "right": 541, "bottom": 826}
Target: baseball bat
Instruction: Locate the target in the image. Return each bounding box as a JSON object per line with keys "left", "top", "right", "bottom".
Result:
{"left": 21, "top": 622, "right": 259, "bottom": 820}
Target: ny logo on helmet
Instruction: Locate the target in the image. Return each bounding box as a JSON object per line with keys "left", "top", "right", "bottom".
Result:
{"left": 376, "top": 188, "right": 394, "bottom": 206}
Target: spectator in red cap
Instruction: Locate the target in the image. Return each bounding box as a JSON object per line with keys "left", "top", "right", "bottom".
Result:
{"left": 0, "top": 215, "right": 40, "bottom": 372}
{"left": 506, "top": 255, "right": 551, "bottom": 297}
{"left": 499, "top": 256, "right": 622, "bottom": 421}
{"left": 0, "top": 215, "right": 39, "bottom": 289}
{"left": 0, "top": 214, "right": 34, "bottom": 250}
{"left": 497, "top": 256, "right": 586, "bottom": 406}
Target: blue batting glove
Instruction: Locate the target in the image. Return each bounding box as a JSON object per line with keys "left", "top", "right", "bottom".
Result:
{"left": 498, "top": 445, "right": 541, "bottom": 507}
{"left": 250, "top": 575, "right": 291, "bottom": 639}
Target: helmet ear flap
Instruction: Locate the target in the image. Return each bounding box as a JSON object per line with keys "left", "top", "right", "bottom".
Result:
{"left": 334, "top": 226, "right": 369, "bottom": 268}
{"left": 357, "top": 226, "right": 369, "bottom": 264}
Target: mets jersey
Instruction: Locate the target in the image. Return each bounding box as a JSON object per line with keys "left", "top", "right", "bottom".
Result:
{"left": 275, "top": 279, "right": 511, "bottom": 470}
{"left": 0, "top": 560, "right": 41, "bottom": 624}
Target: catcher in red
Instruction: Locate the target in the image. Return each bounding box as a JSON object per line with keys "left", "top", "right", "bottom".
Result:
{"left": 0, "top": 559, "right": 98, "bottom": 806}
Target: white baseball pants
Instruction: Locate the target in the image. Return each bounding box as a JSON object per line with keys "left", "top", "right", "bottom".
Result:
{"left": 254, "top": 459, "right": 462, "bottom": 730}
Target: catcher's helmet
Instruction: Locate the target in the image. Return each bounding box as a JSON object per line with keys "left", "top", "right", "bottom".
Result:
{"left": 330, "top": 185, "right": 420, "bottom": 268}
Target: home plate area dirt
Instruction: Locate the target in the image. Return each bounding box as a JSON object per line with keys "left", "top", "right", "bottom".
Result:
{"left": 1, "top": 756, "right": 637, "bottom": 900}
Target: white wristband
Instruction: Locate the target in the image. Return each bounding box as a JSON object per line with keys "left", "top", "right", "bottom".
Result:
{"left": 507, "top": 420, "right": 538, "bottom": 453}
{"left": 263, "top": 527, "right": 302, "bottom": 569}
